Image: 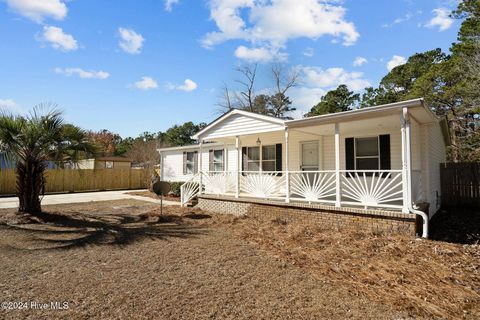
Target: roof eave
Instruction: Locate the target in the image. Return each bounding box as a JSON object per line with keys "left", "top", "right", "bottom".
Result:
{"left": 286, "top": 98, "right": 426, "bottom": 128}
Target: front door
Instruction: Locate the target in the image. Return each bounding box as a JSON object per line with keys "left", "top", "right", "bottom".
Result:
{"left": 301, "top": 141, "right": 319, "bottom": 171}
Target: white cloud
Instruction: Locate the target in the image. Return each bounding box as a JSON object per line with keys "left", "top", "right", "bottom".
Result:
{"left": 0, "top": 98, "right": 16, "bottom": 108}
{"left": 164, "top": 0, "right": 180, "bottom": 11}
{"left": 425, "top": 8, "right": 453, "bottom": 31}
{"left": 134, "top": 77, "right": 158, "bottom": 90}
{"left": 287, "top": 65, "right": 370, "bottom": 114}
{"left": 300, "top": 66, "right": 371, "bottom": 91}
{"left": 167, "top": 79, "right": 198, "bottom": 92}
{"left": 118, "top": 28, "right": 144, "bottom": 54}
{"left": 289, "top": 86, "right": 326, "bottom": 114}
{"left": 38, "top": 26, "right": 78, "bottom": 51}
{"left": 303, "top": 47, "right": 314, "bottom": 57}
{"left": 54, "top": 67, "right": 110, "bottom": 79}
{"left": 353, "top": 56, "right": 367, "bottom": 67}
{"left": 382, "top": 12, "right": 413, "bottom": 28}
{"left": 234, "top": 45, "right": 287, "bottom": 62}
{"left": 387, "top": 55, "right": 407, "bottom": 71}
{"left": 202, "top": 0, "right": 359, "bottom": 61}
{"left": 6, "top": 0, "right": 67, "bottom": 23}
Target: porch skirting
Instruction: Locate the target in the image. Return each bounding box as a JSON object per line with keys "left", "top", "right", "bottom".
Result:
{"left": 196, "top": 195, "right": 418, "bottom": 236}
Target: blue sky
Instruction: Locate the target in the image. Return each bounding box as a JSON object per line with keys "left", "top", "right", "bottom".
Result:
{"left": 0, "top": 0, "right": 461, "bottom": 137}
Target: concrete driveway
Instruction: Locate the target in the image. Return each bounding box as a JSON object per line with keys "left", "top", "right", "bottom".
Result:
{"left": 0, "top": 190, "right": 180, "bottom": 209}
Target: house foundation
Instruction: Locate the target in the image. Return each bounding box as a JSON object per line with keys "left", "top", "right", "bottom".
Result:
{"left": 197, "top": 195, "right": 418, "bottom": 236}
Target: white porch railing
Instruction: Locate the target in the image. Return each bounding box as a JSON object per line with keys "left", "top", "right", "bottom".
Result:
{"left": 180, "top": 173, "right": 200, "bottom": 206}
{"left": 340, "top": 170, "right": 403, "bottom": 209}
{"left": 290, "top": 171, "right": 336, "bottom": 204}
{"left": 181, "top": 169, "right": 421, "bottom": 211}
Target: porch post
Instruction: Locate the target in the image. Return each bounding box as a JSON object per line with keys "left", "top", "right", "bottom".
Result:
{"left": 405, "top": 109, "right": 413, "bottom": 208}
{"left": 235, "top": 136, "right": 240, "bottom": 198}
{"left": 285, "top": 127, "right": 290, "bottom": 203}
{"left": 401, "top": 108, "right": 410, "bottom": 213}
{"left": 224, "top": 142, "right": 228, "bottom": 173}
{"left": 159, "top": 151, "right": 164, "bottom": 181}
{"left": 199, "top": 140, "right": 203, "bottom": 195}
{"left": 335, "top": 123, "right": 341, "bottom": 207}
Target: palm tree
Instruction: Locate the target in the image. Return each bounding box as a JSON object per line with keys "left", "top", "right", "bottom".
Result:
{"left": 0, "top": 106, "right": 95, "bottom": 215}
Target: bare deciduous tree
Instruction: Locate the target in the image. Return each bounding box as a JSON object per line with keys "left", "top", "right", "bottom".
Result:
{"left": 235, "top": 64, "right": 257, "bottom": 112}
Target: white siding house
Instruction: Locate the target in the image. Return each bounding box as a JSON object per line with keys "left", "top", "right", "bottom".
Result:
{"left": 158, "top": 99, "right": 450, "bottom": 233}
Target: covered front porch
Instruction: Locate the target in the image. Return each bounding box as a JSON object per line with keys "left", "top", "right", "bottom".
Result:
{"left": 179, "top": 103, "right": 430, "bottom": 215}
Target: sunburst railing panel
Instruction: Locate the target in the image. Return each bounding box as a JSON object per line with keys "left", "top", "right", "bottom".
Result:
{"left": 340, "top": 170, "right": 403, "bottom": 208}
{"left": 289, "top": 171, "right": 336, "bottom": 203}
{"left": 202, "top": 172, "right": 236, "bottom": 195}
{"left": 240, "top": 171, "right": 286, "bottom": 199}
{"left": 180, "top": 173, "right": 200, "bottom": 207}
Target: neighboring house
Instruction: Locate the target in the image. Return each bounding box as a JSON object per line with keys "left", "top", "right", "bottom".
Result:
{"left": 158, "top": 98, "right": 450, "bottom": 235}
{"left": 69, "top": 157, "right": 132, "bottom": 169}
{"left": 0, "top": 152, "right": 57, "bottom": 169}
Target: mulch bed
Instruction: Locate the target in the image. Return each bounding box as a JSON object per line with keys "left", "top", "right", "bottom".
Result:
{"left": 0, "top": 200, "right": 478, "bottom": 319}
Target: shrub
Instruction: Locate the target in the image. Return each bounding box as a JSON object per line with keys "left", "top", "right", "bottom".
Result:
{"left": 169, "top": 181, "right": 183, "bottom": 197}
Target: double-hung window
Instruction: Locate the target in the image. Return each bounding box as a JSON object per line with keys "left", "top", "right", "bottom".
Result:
{"left": 185, "top": 151, "right": 196, "bottom": 174}
{"left": 246, "top": 146, "right": 260, "bottom": 171}
{"left": 211, "top": 149, "right": 224, "bottom": 172}
{"left": 244, "top": 145, "right": 277, "bottom": 172}
{"left": 355, "top": 137, "right": 379, "bottom": 170}
{"left": 261, "top": 145, "right": 276, "bottom": 171}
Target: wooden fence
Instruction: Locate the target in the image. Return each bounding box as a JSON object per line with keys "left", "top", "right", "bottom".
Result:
{"left": 440, "top": 162, "right": 480, "bottom": 208}
{"left": 0, "top": 169, "right": 149, "bottom": 196}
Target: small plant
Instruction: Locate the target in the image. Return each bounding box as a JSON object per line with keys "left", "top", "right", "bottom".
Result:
{"left": 169, "top": 181, "right": 183, "bottom": 197}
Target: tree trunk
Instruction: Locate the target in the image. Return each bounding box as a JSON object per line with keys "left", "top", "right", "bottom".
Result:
{"left": 16, "top": 159, "right": 45, "bottom": 214}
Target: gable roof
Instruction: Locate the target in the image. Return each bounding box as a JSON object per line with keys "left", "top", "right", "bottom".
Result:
{"left": 192, "top": 109, "right": 285, "bottom": 140}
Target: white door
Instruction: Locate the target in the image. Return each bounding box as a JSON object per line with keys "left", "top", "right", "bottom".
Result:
{"left": 301, "top": 141, "right": 319, "bottom": 171}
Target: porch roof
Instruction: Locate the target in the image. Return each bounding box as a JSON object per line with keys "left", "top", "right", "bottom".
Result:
{"left": 286, "top": 98, "right": 438, "bottom": 128}
{"left": 188, "top": 98, "right": 450, "bottom": 146}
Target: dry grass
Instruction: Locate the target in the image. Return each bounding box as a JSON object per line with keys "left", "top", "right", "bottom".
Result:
{"left": 0, "top": 200, "right": 478, "bottom": 319}
{"left": 211, "top": 214, "right": 479, "bottom": 319}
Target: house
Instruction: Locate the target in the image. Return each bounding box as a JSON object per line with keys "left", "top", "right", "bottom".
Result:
{"left": 0, "top": 152, "right": 58, "bottom": 169}
{"left": 68, "top": 157, "right": 132, "bottom": 169}
{"left": 158, "top": 98, "right": 450, "bottom": 238}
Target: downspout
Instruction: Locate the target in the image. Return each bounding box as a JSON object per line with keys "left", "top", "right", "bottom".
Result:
{"left": 403, "top": 107, "right": 428, "bottom": 238}
{"left": 410, "top": 205, "right": 428, "bottom": 238}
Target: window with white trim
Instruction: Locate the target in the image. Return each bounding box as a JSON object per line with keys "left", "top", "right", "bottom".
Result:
{"left": 355, "top": 137, "right": 379, "bottom": 170}
{"left": 246, "top": 146, "right": 260, "bottom": 171}
{"left": 185, "top": 151, "right": 195, "bottom": 174}
{"left": 212, "top": 149, "right": 224, "bottom": 172}
{"left": 261, "top": 145, "right": 276, "bottom": 171}
{"left": 245, "top": 145, "right": 277, "bottom": 172}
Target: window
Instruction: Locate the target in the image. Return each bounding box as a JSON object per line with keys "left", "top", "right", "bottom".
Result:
{"left": 211, "top": 149, "right": 224, "bottom": 172}
{"left": 105, "top": 161, "right": 114, "bottom": 169}
{"left": 245, "top": 145, "right": 277, "bottom": 172}
{"left": 185, "top": 151, "right": 195, "bottom": 174}
{"left": 355, "top": 137, "right": 379, "bottom": 170}
{"left": 246, "top": 146, "right": 260, "bottom": 171}
{"left": 262, "top": 145, "right": 276, "bottom": 171}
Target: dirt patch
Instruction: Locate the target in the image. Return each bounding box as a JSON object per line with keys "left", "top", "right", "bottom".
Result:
{"left": 126, "top": 190, "right": 180, "bottom": 202}
{"left": 1, "top": 201, "right": 478, "bottom": 319}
